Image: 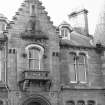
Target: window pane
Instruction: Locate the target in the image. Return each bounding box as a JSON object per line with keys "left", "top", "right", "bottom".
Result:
{"left": 28, "top": 47, "right": 40, "bottom": 70}
{"left": 65, "top": 29, "right": 68, "bottom": 37}
{"left": 69, "top": 52, "right": 76, "bottom": 63}
{"left": 78, "top": 54, "right": 86, "bottom": 83}
{"left": 69, "top": 64, "right": 76, "bottom": 82}
{"left": 78, "top": 54, "right": 85, "bottom": 64}
{"left": 29, "top": 48, "right": 39, "bottom": 59}
{"left": 78, "top": 64, "right": 86, "bottom": 82}
{"left": 69, "top": 52, "right": 77, "bottom": 82}
{"left": 29, "top": 60, "right": 39, "bottom": 70}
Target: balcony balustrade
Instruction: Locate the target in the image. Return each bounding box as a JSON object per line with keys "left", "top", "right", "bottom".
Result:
{"left": 19, "top": 70, "right": 51, "bottom": 91}
{"left": 22, "top": 70, "right": 50, "bottom": 81}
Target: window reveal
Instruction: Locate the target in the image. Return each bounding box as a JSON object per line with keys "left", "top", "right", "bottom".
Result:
{"left": 60, "top": 27, "right": 70, "bottom": 39}
{"left": 69, "top": 52, "right": 87, "bottom": 83}
{"left": 66, "top": 101, "right": 75, "bottom": 105}
{"left": 69, "top": 52, "right": 77, "bottom": 83}
{"left": 26, "top": 44, "right": 44, "bottom": 70}
{"left": 28, "top": 47, "right": 40, "bottom": 70}
{"left": 77, "top": 100, "right": 85, "bottom": 105}
{"left": 87, "top": 100, "right": 95, "bottom": 105}
{"left": 77, "top": 53, "right": 87, "bottom": 83}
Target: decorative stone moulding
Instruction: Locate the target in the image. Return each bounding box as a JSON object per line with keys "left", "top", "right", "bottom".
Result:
{"left": 21, "top": 31, "right": 49, "bottom": 40}
{"left": 21, "top": 34, "right": 49, "bottom": 40}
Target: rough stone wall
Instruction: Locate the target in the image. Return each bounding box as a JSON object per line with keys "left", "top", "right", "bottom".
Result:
{"left": 60, "top": 47, "right": 104, "bottom": 88}
{"left": 59, "top": 46, "right": 105, "bottom": 104}
{"left": 1, "top": 0, "right": 105, "bottom": 105}
{"left": 6, "top": 0, "right": 60, "bottom": 105}
{"left": 60, "top": 89, "right": 105, "bottom": 105}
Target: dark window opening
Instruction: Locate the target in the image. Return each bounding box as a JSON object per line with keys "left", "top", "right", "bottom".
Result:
{"left": 66, "top": 100, "right": 75, "bottom": 105}
{"left": 77, "top": 100, "right": 85, "bottom": 105}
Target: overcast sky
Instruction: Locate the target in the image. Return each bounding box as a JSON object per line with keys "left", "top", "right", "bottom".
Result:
{"left": 0, "top": 0, "right": 104, "bottom": 35}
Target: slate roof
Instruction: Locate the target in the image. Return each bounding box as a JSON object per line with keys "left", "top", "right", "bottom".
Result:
{"left": 59, "top": 20, "right": 94, "bottom": 48}
{"left": 60, "top": 30, "right": 93, "bottom": 47}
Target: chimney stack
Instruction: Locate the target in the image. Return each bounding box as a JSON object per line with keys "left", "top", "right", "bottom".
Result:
{"left": 68, "top": 9, "right": 89, "bottom": 36}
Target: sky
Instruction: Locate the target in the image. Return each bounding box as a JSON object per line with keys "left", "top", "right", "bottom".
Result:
{"left": 0, "top": 0, "right": 104, "bottom": 35}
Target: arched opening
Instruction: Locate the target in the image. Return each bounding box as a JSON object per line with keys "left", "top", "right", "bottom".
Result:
{"left": 28, "top": 102, "right": 41, "bottom": 105}
{"left": 22, "top": 95, "right": 51, "bottom": 105}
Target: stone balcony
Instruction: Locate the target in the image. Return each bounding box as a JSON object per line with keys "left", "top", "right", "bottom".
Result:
{"left": 19, "top": 70, "right": 51, "bottom": 91}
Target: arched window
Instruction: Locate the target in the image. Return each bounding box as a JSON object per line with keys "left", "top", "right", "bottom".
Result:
{"left": 69, "top": 51, "right": 88, "bottom": 83}
{"left": 87, "top": 100, "right": 95, "bottom": 105}
{"left": 26, "top": 44, "right": 44, "bottom": 70}
{"left": 78, "top": 53, "right": 87, "bottom": 83}
{"left": 66, "top": 100, "right": 75, "bottom": 105}
{"left": 69, "top": 52, "right": 77, "bottom": 83}
{"left": 77, "top": 100, "right": 85, "bottom": 105}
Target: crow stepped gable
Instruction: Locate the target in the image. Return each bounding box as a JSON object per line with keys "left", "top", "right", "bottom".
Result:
{"left": 0, "top": 0, "right": 105, "bottom": 105}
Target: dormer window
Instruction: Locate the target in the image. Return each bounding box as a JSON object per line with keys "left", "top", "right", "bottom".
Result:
{"left": 59, "top": 21, "right": 72, "bottom": 40}
{"left": 60, "top": 27, "right": 70, "bottom": 40}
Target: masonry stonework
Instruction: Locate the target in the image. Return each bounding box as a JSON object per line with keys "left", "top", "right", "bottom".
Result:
{"left": 0, "top": 0, "right": 105, "bottom": 105}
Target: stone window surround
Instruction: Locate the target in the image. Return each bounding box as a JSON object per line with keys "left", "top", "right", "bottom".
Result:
{"left": 69, "top": 50, "right": 88, "bottom": 84}
{"left": 59, "top": 26, "right": 71, "bottom": 40}
{"left": 66, "top": 100, "right": 96, "bottom": 105}
{"left": 25, "top": 44, "right": 44, "bottom": 70}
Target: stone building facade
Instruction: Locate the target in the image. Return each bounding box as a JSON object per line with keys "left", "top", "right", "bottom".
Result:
{"left": 0, "top": 0, "right": 105, "bottom": 105}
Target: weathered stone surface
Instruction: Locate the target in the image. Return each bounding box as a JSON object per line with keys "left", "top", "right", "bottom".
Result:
{"left": 0, "top": 0, "right": 105, "bottom": 105}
